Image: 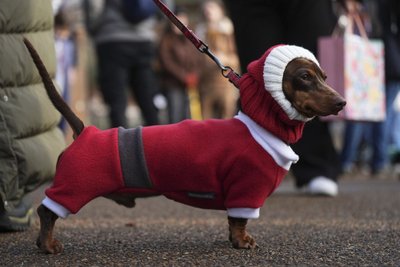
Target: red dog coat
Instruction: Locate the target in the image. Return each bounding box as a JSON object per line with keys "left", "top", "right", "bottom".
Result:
{"left": 43, "top": 45, "right": 319, "bottom": 219}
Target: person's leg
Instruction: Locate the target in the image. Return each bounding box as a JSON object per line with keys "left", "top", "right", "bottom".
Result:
{"left": 223, "top": 0, "right": 284, "bottom": 73}
{"left": 371, "top": 81, "right": 400, "bottom": 173}
{"left": 340, "top": 122, "right": 365, "bottom": 173}
{"left": 392, "top": 108, "right": 400, "bottom": 152}
{"left": 385, "top": 82, "right": 400, "bottom": 153}
{"left": 166, "top": 87, "right": 190, "bottom": 123}
{"left": 392, "top": 111, "right": 400, "bottom": 150}
{"left": 128, "top": 42, "right": 160, "bottom": 126}
{"left": 283, "top": 0, "right": 340, "bottom": 191}
{"left": 96, "top": 42, "right": 129, "bottom": 127}
{"left": 291, "top": 119, "right": 341, "bottom": 187}
{"left": 370, "top": 121, "right": 386, "bottom": 174}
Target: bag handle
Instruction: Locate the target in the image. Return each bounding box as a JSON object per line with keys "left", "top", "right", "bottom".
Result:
{"left": 332, "top": 0, "right": 368, "bottom": 40}
{"left": 346, "top": 13, "right": 368, "bottom": 40}
{"left": 332, "top": 1, "right": 381, "bottom": 56}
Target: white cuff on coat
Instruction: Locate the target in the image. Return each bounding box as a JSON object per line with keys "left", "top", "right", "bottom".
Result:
{"left": 227, "top": 208, "right": 260, "bottom": 219}
{"left": 42, "top": 197, "right": 71, "bottom": 218}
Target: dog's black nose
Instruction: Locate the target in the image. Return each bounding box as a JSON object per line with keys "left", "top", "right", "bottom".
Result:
{"left": 336, "top": 99, "right": 346, "bottom": 109}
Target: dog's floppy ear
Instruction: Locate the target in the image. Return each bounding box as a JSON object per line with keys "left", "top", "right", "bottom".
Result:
{"left": 281, "top": 57, "right": 314, "bottom": 104}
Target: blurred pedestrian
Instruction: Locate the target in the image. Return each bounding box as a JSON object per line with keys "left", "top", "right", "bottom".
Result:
{"left": 54, "top": 6, "right": 76, "bottom": 133}
{"left": 340, "top": 0, "right": 400, "bottom": 178}
{"left": 376, "top": 0, "right": 400, "bottom": 175}
{"left": 196, "top": 0, "right": 239, "bottom": 119}
{"left": 158, "top": 7, "right": 204, "bottom": 123}
{"left": 224, "top": 0, "right": 341, "bottom": 196}
{"left": 391, "top": 95, "right": 400, "bottom": 177}
{"left": 0, "top": 0, "right": 66, "bottom": 231}
{"left": 83, "top": 0, "right": 160, "bottom": 127}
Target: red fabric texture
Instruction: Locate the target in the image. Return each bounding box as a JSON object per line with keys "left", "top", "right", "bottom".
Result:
{"left": 45, "top": 126, "right": 125, "bottom": 214}
{"left": 238, "top": 45, "right": 305, "bottom": 144}
{"left": 141, "top": 119, "right": 287, "bottom": 210}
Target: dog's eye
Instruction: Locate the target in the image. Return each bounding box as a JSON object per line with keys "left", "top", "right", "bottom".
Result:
{"left": 301, "top": 74, "right": 311, "bottom": 81}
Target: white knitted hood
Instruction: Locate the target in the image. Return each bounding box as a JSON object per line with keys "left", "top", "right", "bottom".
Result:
{"left": 263, "top": 45, "right": 320, "bottom": 122}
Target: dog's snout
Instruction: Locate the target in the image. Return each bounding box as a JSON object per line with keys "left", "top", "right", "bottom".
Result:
{"left": 335, "top": 99, "right": 346, "bottom": 109}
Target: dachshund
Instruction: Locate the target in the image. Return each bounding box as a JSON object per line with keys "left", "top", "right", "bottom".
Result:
{"left": 23, "top": 39, "right": 345, "bottom": 254}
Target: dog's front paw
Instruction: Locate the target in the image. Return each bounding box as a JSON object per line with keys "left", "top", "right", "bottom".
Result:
{"left": 37, "top": 237, "right": 64, "bottom": 254}
{"left": 228, "top": 217, "right": 259, "bottom": 249}
{"left": 230, "top": 233, "right": 258, "bottom": 249}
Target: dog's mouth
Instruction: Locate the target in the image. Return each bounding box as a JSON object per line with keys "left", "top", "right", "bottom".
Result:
{"left": 296, "top": 99, "right": 346, "bottom": 118}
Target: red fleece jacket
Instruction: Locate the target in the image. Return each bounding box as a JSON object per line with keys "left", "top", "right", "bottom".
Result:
{"left": 44, "top": 45, "right": 307, "bottom": 217}
{"left": 45, "top": 120, "right": 287, "bottom": 215}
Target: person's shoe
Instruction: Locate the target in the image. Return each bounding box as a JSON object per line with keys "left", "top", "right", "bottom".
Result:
{"left": 0, "top": 200, "right": 33, "bottom": 232}
{"left": 305, "top": 176, "right": 338, "bottom": 197}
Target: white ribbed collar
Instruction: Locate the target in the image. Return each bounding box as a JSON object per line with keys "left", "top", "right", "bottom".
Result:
{"left": 235, "top": 112, "right": 299, "bottom": 170}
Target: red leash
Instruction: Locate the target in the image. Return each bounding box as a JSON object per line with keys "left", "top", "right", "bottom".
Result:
{"left": 152, "top": 0, "right": 241, "bottom": 88}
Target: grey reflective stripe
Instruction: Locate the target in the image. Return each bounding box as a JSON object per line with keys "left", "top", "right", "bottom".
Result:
{"left": 187, "top": 192, "right": 215, "bottom": 200}
{"left": 118, "top": 127, "right": 152, "bottom": 188}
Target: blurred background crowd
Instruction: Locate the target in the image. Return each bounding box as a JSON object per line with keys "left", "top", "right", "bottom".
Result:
{"left": 53, "top": 0, "right": 240, "bottom": 130}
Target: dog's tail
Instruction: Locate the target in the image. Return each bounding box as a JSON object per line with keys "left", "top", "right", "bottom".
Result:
{"left": 23, "top": 38, "right": 84, "bottom": 138}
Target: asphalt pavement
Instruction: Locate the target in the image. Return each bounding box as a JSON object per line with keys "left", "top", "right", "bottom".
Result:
{"left": 1, "top": 175, "right": 399, "bottom": 266}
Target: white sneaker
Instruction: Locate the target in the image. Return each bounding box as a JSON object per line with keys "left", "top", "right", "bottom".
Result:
{"left": 305, "top": 176, "right": 338, "bottom": 197}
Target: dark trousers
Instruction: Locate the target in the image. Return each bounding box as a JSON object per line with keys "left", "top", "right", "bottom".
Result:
{"left": 165, "top": 87, "right": 190, "bottom": 124}
{"left": 224, "top": 0, "right": 341, "bottom": 186}
{"left": 96, "top": 41, "right": 160, "bottom": 128}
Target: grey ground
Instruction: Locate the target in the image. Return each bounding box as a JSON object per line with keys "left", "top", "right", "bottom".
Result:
{"left": 1, "top": 175, "right": 399, "bottom": 267}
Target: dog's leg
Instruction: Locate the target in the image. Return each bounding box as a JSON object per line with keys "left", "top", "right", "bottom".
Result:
{"left": 36, "top": 204, "right": 63, "bottom": 254}
{"left": 228, "top": 217, "right": 258, "bottom": 249}
{"left": 104, "top": 193, "right": 136, "bottom": 208}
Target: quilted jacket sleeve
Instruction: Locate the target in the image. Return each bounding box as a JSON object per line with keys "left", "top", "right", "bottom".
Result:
{"left": 0, "top": 0, "right": 66, "bottom": 208}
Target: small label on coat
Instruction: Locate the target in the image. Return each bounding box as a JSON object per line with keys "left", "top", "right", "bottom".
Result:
{"left": 187, "top": 192, "right": 215, "bottom": 199}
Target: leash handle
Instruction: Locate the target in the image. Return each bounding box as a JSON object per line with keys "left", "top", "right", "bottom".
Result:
{"left": 152, "top": 0, "right": 241, "bottom": 88}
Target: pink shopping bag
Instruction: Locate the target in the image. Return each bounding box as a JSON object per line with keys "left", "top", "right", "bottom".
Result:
{"left": 318, "top": 14, "right": 386, "bottom": 121}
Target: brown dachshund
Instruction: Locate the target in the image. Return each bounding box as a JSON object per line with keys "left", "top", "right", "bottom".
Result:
{"left": 24, "top": 39, "right": 345, "bottom": 254}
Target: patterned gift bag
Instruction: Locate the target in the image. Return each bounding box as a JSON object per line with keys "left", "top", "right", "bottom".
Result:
{"left": 318, "top": 14, "right": 385, "bottom": 121}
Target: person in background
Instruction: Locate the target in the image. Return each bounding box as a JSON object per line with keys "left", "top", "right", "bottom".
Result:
{"left": 83, "top": 0, "right": 160, "bottom": 128}
{"left": 0, "top": 0, "right": 66, "bottom": 231}
{"left": 340, "top": 0, "right": 400, "bottom": 178}
{"left": 224, "top": 0, "right": 341, "bottom": 196}
{"left": 339, "top": 0, "right": 378, "bottom": 175}
{"left": 196, "top": 0, "right": 239, "bottom": 119}
{"left": 374, "top": 0, "right": 400, "bottom": 177}
{"left": 391, "top": 95, "right": 400, "bottom": 178}
{"left": 54, "top": 6, "right": 76, "bottom": 133}
{"left": 158, "top": 7, "right": 204, "bottom": 123}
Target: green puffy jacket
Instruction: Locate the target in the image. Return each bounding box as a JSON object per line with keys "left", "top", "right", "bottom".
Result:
{"left": 0, "top": 0, "right": 66, "bottom": 210}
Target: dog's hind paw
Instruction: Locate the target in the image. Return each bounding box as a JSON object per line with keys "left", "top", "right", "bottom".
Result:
{"left": 37, "top": 237, "right": 64, "bottom": 254}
